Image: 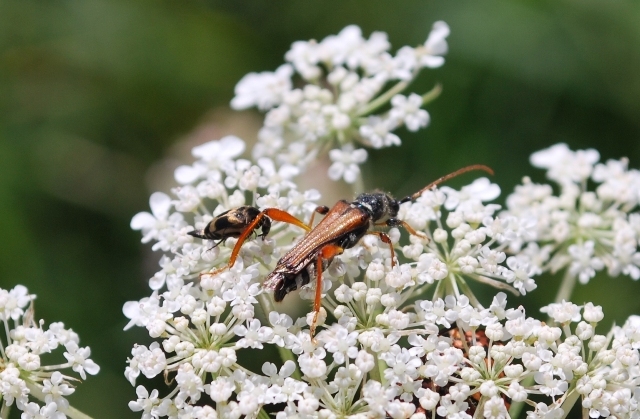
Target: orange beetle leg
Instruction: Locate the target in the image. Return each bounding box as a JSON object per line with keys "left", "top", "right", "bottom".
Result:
{"left": 310, "top": 244, "right": 344, "bottom": 339}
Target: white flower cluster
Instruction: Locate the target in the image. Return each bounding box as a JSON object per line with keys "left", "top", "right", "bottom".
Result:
{"left": 125, "top": 131, "right": 545, "bottom": 418}
{"left": 0, "top": 285, "right": 99, "bottom": 418}
{"left": 505, "top": 143, "right": 640, "bottom": 284}
{"left": 124, "top": 21, "right": 640, "bottom": 419}
{"left": 126, "top": 136, "right": 323, "bottom": 417}
{"left": 540, "top": 302, "right": 640, "bottom": 419}
{"left": 126, "top": 177, "right": 640, "bottom": 419}
{"left": 230, "top": 23, "right": 450, "bottom": 184}
{"left": 396, "top": 176, "right": 537, "bottom": 299}
{"left": 129, "top": 135, "right": 321, "bottom": 292}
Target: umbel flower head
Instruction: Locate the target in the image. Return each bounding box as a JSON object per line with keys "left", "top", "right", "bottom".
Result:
{"left": 505, "top": 143, "right": 640, "bottom": 284}
{"left": 226, "top": 22, "right": 450, "bottom": 184}
{"left": 125, "top": 125, "right": 546, "bottom": 418}
{"left": 124, "top": 22, "right": 640, "bottom": 419}
{"left": 0, "top": 285, "right": 99, "bottom": 418}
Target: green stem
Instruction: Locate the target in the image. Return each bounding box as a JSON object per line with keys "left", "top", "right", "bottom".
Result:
{"left": 28, "top": 382, "right": 95, "bottom": 419}
{"left": 554, "top": 269, "right": 577, "bottom": 304}
{"left": 353, "top": 170, "right": 365, "bottom": 196}
{"left": 456, "top": 278, "right": 483, "bottom": 308}
{"left": 559, "top": 390, "right": 581, "bottom": 419}
{"left": 1, "top": 403, "right": 10, "bottom": 419}
{"left": 367, "top": 350, "right": 383, "bottom": 384}
{"left": 432, "top": 274, "right": 446, "bottom": 301}
{"left": 473, "top": 397, "right": 486, "bottom": 419}
{"left": 356, "top": 80, "right": 410, "bottom": 116}
{"left": 421, "top": 83, "right": 442, "bottom": 105}
{"left": 356, "top": 80, "right": 441, "bottom": 117}
{"left": 258, "top": 407, "right": 271, "bottom": 419}
{"left": 257, "top": 293, "right": 302, "bottom": 380}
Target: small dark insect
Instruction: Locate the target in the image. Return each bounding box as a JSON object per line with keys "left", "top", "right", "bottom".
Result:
{"left": 262, "top": 165, "right": 494, "bottom": 337}
{"left": 189, "top": 206, "right": 313, "bottom": 276}
{"left": 189, "top": 206, "right": 269, "bottom": 247}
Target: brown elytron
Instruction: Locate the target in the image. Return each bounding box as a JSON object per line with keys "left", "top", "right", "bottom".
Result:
{"left": 263, "top": 164, "right": 494, "bottom": 337}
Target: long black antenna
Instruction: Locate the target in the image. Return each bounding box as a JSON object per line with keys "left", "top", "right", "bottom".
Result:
{"left": 399, "top": 164, "right": 494, "bottom": 203}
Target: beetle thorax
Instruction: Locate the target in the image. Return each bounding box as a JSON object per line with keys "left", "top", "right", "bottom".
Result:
{"left": 353, "top": 192, "right": 400, "bottom": 224}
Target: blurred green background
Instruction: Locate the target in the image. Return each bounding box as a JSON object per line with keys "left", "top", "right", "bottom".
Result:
{"left": 1, "top": 1, "right": 639, "bottom": 417}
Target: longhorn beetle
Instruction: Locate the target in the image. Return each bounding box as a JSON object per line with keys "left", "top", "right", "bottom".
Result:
{"left": 261, "top": 164, "right": 494, "bottom": 337}
{"left": 189, "top": 206, "right": 314, "bottom": 276}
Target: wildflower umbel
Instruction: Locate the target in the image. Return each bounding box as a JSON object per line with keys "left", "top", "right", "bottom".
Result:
{"left": 125, "top": 22, "right": 640, "bottom": 419}
{"left": 229, "top": 22, "right": 449, "bottom": 184}
{"left": 505, "top": 143, "right": 640, "bottom": 286}
{"left": 0, "top": 285, "right": 100, "bottom": 418}
{"left": 126, "top": 127, "right": 543, "bottom": 416}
